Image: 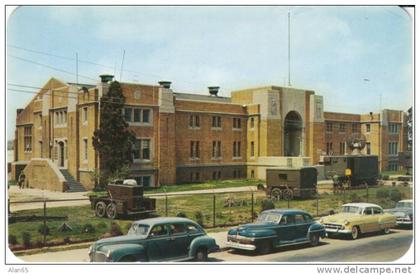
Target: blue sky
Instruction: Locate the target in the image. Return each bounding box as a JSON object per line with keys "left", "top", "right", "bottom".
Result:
{"left": 6, "top": 6, "right": 413, "bottom": 140}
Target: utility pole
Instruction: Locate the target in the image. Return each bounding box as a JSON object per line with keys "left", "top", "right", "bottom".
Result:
{"left": 120, "top": 49, "right": 126, "bottom": 82}
{"left": 76, "top": 52, "right": 79, "bottom": 85}
{"left": 288, "top": 9, "right": 291, "bottom": 87}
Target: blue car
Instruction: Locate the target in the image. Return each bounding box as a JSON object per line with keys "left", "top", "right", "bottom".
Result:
{"left": 226, "top": 209, "right": 326, "bottom": 254}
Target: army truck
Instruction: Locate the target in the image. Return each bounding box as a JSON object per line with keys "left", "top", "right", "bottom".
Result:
{"left": 321, "top": 155, "right": 379, "bottom": 187}
{"left": 266, "top": 167, "right": 318, "bottom": 200}
{"left": 89, "top": 179, "right": 156, "bottom": 219}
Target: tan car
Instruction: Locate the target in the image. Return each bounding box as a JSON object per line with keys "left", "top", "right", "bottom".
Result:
{"left": 319, "top": 203, "right": 396, "bottom": 240}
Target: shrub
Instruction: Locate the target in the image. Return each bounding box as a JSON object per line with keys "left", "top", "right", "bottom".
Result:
{"left": 176, "top": 212, "right": 187, "bottom": 218}
{"left": 81, "top": 223, "right": 95, "bottom": 234}
{"left": 376, "top": 188, "right": 389, "bottom": 199}
{"left": 37, "top": 224, "right": 50, "bottom": 235}
{"left": 260, "top": 199, "right": 275, "bottom": 212}
{"left": 389, "top": 189, "right": 402, "bottom": 202}
{"left": 21, "top": 232, "right": 31, "bottom": 248}
{"left": 349, "top": 193, "right": 362, "bottom": 203}
{"left": 110, "top": 222, "right": 123, "bottom": 236}
{"left": 96, "top": 221, "right": 108, "bottom": 230}
{"left": 63, "top": 237, "right": 71, "bottom": 244}
{"left": 194, "top": 211, "right": 204, "bottom": 226}
{"left": 382, "top": 175, "right": 390, "bottom": 180}
{"left": 8, "top": 234, "right": 17, "bottom": 246}
{"left": 257, "top": 183, "right": 266, "bottom": 191}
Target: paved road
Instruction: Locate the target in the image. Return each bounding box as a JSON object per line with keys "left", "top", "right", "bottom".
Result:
{"left": 16, "top": 229, "right": 412, "bottom": 263}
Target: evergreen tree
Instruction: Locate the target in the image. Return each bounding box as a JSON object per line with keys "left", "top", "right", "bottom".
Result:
{"left": 92, "top": 81, "right": 135, "bottom": 182}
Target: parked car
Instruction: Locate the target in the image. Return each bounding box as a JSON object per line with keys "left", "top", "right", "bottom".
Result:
{"left": 319, "top": 203, "right": 396, "bottom": 240}
{"left": 89, "top": 217, "right": 219, "bottom": 262}
{"left": 226, "top": 209, "right": 326, "bottom": 254}
{"left": 384, "top": 199, "right": 413, "bottom": 227}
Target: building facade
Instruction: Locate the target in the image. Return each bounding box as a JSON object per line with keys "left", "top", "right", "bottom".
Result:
{"left": 12, "top": 75, "right": 408, "bottom": 191}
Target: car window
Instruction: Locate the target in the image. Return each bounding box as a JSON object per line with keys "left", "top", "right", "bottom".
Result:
{"left": 304, "top": 214, "right": 313, "bottom": 222}
{"left": 186, "top": 223, "right": 201, "bottom": 234}
{"left": 363, "top": 208, "right": 373, "bottom": 215}
{"left": 169, "top": 223, "right": 187, "bottom": 235}
{"left": 149, "top": 225, "right": 168, "bottom": 237}
{"left": 128, "top": 224, "right": 149, "bottom": 236}
{"left": 294, "top": 214, "right": 306, "bottom": 224}
{"left": 280, "top": 215, "right": 295, "bottom": 225}
{"left": 373, "top": 207, "right": 383, "bottom": 214}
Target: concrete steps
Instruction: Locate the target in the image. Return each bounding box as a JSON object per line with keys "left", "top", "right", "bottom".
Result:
{"left": 59, "top": 169, "right": 86, "bottom": 192}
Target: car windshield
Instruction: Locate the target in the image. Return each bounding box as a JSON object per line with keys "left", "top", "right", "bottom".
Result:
{"left": 396, "top": 202, "right": 412, "bottom": 208}
{"left": 127, "top": 224, "right": 150, "bottom": 236}
{"left": 256, "top": 213, "right": 281, "bottom": 224}
{"left": 341, "top": 206, "right": 361, "bottom": 214}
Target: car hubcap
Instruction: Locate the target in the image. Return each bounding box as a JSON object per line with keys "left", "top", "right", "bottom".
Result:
{"left": 352, "top": 227, "right": 358, "bottom": 239}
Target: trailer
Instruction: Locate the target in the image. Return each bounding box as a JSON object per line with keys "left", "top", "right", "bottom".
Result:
{"left": 89, "top": 179, "right": 156, "bottom": 219}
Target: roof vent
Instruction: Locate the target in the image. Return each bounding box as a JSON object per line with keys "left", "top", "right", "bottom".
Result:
{"left": 159, "top": 81, "right": 172, "bottom": 89}
{"left": 208, "top": 86, "right": 220, "bottom": 96}
{"left": 99, "top": 74, "right": 114, "bottom": 83}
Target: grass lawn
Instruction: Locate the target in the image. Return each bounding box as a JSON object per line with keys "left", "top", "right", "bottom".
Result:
{"left": 9, "top": 185, "right": 412, "bottom": 251}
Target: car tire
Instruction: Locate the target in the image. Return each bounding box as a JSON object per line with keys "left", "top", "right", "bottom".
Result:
{"left": 282, "top": 189, "right": 294, "bottom": 200}
{"left": 309, "top": 233, "right": 320, "bottom": 246}
{"left": 383, "top": 227, "right": 390, "bottom": 234}
{"left": 106, "top": 202, "right": 117, "bottom": 219}
{"left": 350, "top": 226, "right": 359, "bottom": 240}
{"left": 257, "top": 240, "right": 272, "bottom": 254}
{"left": 195, "top": 247, "right": 208, "bottom": 262}
{"left": 95, "top": 201, "right": 106, "bottom": 218}
{"left": 270, "top": 188, "right": 282, "bottom": 201}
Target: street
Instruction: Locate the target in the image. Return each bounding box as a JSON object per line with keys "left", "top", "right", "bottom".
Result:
{"left": 16, "top": 229, "right": 412, "bottom": 263}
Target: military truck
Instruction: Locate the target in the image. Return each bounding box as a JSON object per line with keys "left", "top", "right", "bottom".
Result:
{"left": 266, "top": 167, "right": 318, "bottom": 200}
{"left": 321, "top": 155, "right": 379, "bottom": 187}
{"left": 89, "top": 179, "right": 156, "bottom": 219}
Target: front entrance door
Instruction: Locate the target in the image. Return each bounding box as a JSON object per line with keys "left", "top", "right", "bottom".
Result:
{"left": 58, "top": 141, "right": 65, "bottom": 167}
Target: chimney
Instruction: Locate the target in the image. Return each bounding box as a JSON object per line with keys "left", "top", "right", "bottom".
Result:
{"left": 159, "top": 81, "right": 172, "bottom": 89}
{"left": 208, "top": 86, "right": 220, "bottom": 96}
{"left": 99, "top": 74, "right": 114, "bottom": 83}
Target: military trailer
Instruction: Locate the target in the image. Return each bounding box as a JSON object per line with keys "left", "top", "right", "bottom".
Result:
{"left": 89, "top": 179, "right": 156, "bottom": 219}
{"left": 266, "top": 167, "right": 318, "bottom": 200}
{"left": 321, "top": 155, "right": 379, "bottom": 187}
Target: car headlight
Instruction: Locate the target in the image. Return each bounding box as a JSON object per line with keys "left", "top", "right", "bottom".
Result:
{"left": 344, "top": 220, "right": 350, "bottom": 225}
{"left": 106, "top": 250, "right": 112, "bottom": 259}
{"left": 88, "top": 245, "right": 93, "bottom": 254}
{"left": 319, "top": 218, "right": 324, "bottom": 223}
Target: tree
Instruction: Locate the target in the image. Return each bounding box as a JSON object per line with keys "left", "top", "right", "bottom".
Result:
{"left": 92, "top": 81, "right": 136, "bottom": 183}
{"left": 407, "top": 107, "right": 412, "bottom": 151}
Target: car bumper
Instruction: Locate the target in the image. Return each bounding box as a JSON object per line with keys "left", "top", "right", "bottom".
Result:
{"left": 396, "top": 220, "right": 413, "bottom": 225}
{"left": 225, "top": 241, "right": 256, "bottom": 251}
{"left": 325, "top": 228, "right": 352, "bottom": 234}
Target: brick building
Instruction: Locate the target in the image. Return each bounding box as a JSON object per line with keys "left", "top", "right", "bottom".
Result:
{"left": 11, "top": 75, "right": 408, "bottom": 191}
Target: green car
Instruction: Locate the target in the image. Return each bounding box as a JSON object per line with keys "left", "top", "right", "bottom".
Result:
{"left": 89, "top": 217, "right": 219, "bottom": 262}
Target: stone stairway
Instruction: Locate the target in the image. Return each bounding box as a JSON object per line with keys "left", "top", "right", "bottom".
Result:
{"left": 59, "top": 169, "right": 86, "bottom": 192}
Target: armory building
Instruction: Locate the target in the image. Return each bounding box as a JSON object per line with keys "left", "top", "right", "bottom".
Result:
{"left": 11, "top": 75, "right": 408, "bottom": 191}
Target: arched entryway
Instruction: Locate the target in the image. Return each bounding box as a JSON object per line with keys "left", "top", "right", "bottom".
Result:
{"left": 284, "top": 111, "right": 303, "bottom": 156}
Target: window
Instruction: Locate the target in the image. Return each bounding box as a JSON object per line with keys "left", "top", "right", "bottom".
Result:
{"left": 54, "top": 110, "right": 67, "bottom": 126}
{"left": 251, "top": 170, "right": 255, "bottom": 178}
{"left": 339, "top": 123, "right": 345, "bottom": 132}
{"left": 233, "top": 118, "right": 241, "bottom": 129}
{"left": 339, "top": 142, "right": 345, "bottom": 155}
{"left": 326, "top": 122, "right": 333, "bottom": 132}
{"left": 212, "top": 171, "right": 222, "bottom": 180}
{"left": 250, "top": 117, "right": 255, "bottom": 129}
{"left": 250, "top": 141, "right": 255, "bottom": 157}
{"left": 24, "top": 126, "right": 32, "bottom": 151}
{"left": 352, "top": 123, "right": 358, "bottom": 133}
{"left": 189, "top": 115, "right": 200, "bottom": 128}
{"left": 39, "top": 141, "right": 43, "bottom": 157}
{"left": 366, "top": 124, "right": 371, "bottom": 133}
{"left": 83, "top": 107, "right": 88, "bottom": 123}
{"left": 190, "top": 141, "right": 200, "bottom": 159}
{"left": 389, "top": 123, "right": 399, "bottom": 134}
{"left": 149, "top": 225, "right": 168, "bottom": 237}
{"left": 186, "top": 223, "right": 201, "bottom": 234}
{"left": 233, "top": 141, "right": 241, "bottom": 158}
{"left": 294, "top": 214, "right": 306, "bottom": 224}
{"left": 212, "top": 141, "right": 221, "bottom": 159}
{"left": 373, "top": 207, "right": 383, "bottom": 215}
{"left": 388, "top": 142, "right": 398, "bottom": 155}
{"left": 133, "top": 139, "right": 151, "bottom": 160}
{"left": 38, "top": 114, "right": 42, "bottom": 128}
{"left": 304, "top": 214, "right": 314, "bottom": 222}
{"left": 363, "top": 208, "right": 373, "bottom": 215}
{"left": 83, "top": 138, "right": 88, "bottom": 160}
{"left": 388, "top": 161, "right": 399, "bottom": 171}
{"left": 326, "top": 142, "right": 333, "bottom": 155}
{"left": 124, "top": 108, "right": 152, "bottom": 124}
{"left": 169, "top": 224, "right": 187, "bottom": 235}
{"left": 212, "top": 116, "right": 222, "bottom": 128}
{"left": 278, "top": 174, "right": 288, "bottom": 180}
{"left": 366, "top": 142, "right": 371, "bottom": 155}
{"left": 190, "top": 172, "right": 200, "bottom": 182}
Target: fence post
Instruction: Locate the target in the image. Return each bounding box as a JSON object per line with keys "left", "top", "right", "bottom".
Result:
{"left": 251, "top": 191, "right": 254, "bottom": 222}
{"left": 43, "top": 200, "right": 47, "bottom": 247}
{"left": 213, "top": 194, "right": 216, "bottom": 228}
{"left": 316, "top": 192, "right": 319, "bottom": 217}
{"left": 366, "top": 184, "right": 369, "bottom": 202}
{"left": 287, "top": 197, "right": 290, "bottom": 208}
{"left": 165, "top": 194, "right": 168, "bottom": 217}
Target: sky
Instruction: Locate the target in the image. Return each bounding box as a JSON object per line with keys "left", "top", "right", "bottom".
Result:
{"left": 6, "top": 6, "right": 413, "bottom": 140}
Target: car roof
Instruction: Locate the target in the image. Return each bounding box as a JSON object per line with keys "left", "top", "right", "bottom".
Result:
{"left": 132, "top": 217, "right": 195, "bottom": 226}
{"left": 342, "top": 203, "right": 382, "bottom": 208}
{"left": 262, "top": 208, "right": 310, "bottom": 215}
